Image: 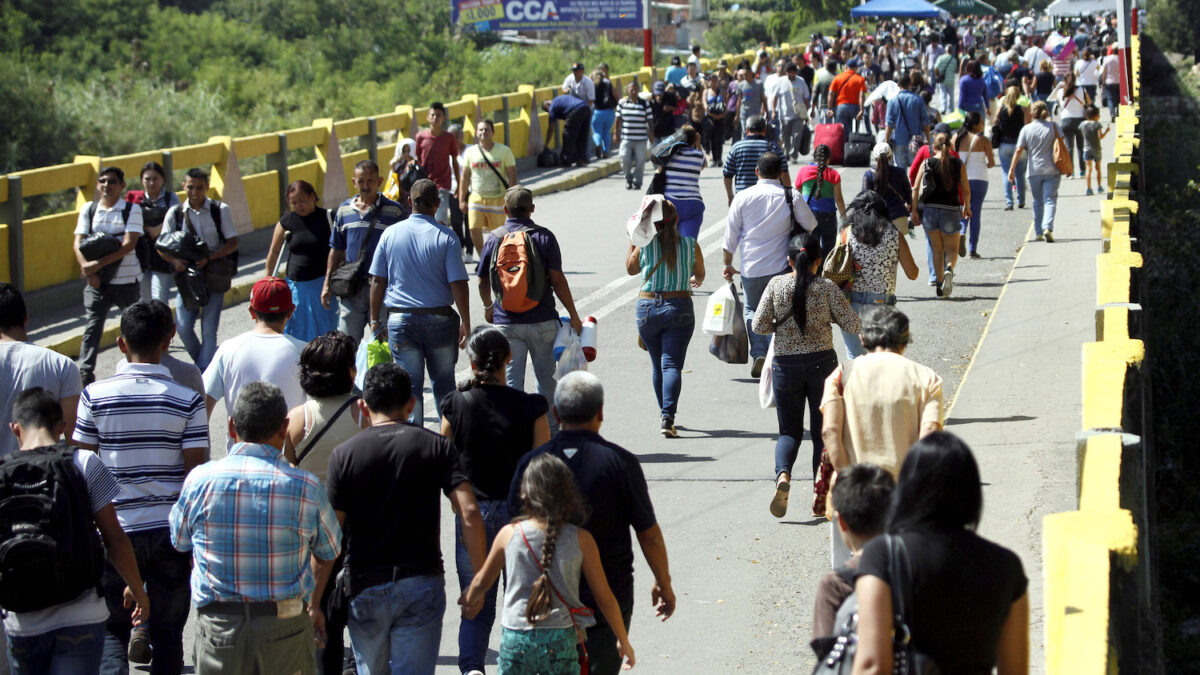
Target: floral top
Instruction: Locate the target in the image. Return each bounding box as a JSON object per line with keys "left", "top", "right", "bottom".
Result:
{"left": 848, "top": 228, "right": 901, "bottom": 295}
{"left": 752, "top": 275, "right": 860, "bottom": 356}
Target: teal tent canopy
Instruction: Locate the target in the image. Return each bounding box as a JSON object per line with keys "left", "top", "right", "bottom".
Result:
{"left": 850, "top": 0, "right": 950, "bottom": 19}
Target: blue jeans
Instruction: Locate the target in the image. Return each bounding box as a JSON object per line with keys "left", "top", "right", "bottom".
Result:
{"left": 772, "top": 349, "right": 839, "bottom": 479}
{"left": 962, "top": 179, "right": 988, "bottom": 254}
{"left": 455, "top": 500, "right": 510, "bottom": 674}
{"left": 387, "top": 311, "right": 460, "bottom": 425}
{"left": 176, "top": 291, "right": 223, "bottom": 371}
{"left": 834, "top": 104, "right": 860, "bottom": 142}
{"left": 997, "top": 142, "right": 1027, "bottom": 207}
{"left": 7, "top": 622, "right": 104, "bottom": 675}
{"left": 635, "top": 297, "right": 695, "bottom": 420}
{"left": 496, "top": 320, "right": 559, "bottom": 430}
{"left": 936, "top": 83, "right": 954, "bottom": 112}
{"left": 893, "top": 144, "right": 916, "bottom": 172}
{"left": 100, "top": 528, "right": 192, "bottom": 675}
{"left": 338, "top": 285, "right": 372, "bottom": 345}
{"left": 742, "top": 268, "right": 789, "bottom": 360}
{"left": 620, "top": 138, "right": 648, "bottom": 188}
{"left": 347, "top": 575, "right": 445, "bottom": 675}
{"left": 841, "top": 291, "right": 895, "bottom": 359}
{"left": 1028, "top": 173, "right": 1061, "bottom": 236}
{"left": 146, "top": 270, "right": 174, "bottom": 303}
{"left": 591, "top": 108, "right": 616, "bottom": 155}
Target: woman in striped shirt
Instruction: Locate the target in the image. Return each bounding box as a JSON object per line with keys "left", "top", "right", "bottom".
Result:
{"left": 660, "top": 125, "right": 708, "bottom": 239}
{"left": 625, "top": 200, "right": 706, "bottom": 438}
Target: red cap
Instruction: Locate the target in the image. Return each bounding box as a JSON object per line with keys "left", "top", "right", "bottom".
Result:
{"left": 250, "top": 277, "right": 294, "bottom": 314}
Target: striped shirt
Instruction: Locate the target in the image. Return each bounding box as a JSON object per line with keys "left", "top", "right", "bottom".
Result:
{"left": 723, "top": 137, "right": 789, "bottom": 194}
{"left": 73, "top": 363, "right": 207, "bottom": 533}
{"left": 330, "top": 194, "right": 407, "bottom": 264}
{"left": 74, "top": 199, "right": 145, "bottom": 286}
{"left": 640, "top": 234, "right": 697, "bottom": 292}
{"left": 664, "top": 146, "right": 705, "bottom": 202}
{"left": 170, "top": 442, "right": 342, "bottom": 607}
{"left": 616, "top": 98, "right": 652, "bottom": 142}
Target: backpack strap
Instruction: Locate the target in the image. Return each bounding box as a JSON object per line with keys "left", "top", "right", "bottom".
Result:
{"left": 210, "top": 200, "right": 225, "bottom": 246}
{"left": 86, "top": 201, "right": 98, "bottom": 235}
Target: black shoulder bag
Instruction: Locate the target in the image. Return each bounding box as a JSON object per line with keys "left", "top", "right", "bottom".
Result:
{"left": 329, "top": 203, "right": 383, "bottom": 299}
{"left": 80, "top": 201, "right": 134, "bottom": 285}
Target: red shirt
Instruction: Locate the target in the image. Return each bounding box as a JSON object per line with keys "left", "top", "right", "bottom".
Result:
{"left": 415, "top": 130, "right": 459, "bottom": 191}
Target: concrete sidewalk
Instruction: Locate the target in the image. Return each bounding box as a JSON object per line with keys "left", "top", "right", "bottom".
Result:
{"left": 28, "top": 156, "right": 622, "bottom": 356}
{"left": 942, "top": 169, "right": 1104, "bottom": 669}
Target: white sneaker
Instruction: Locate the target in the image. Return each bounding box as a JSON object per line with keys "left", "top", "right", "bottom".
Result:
{"left": 942, "top": 266, "right": 954, "bottom": 298}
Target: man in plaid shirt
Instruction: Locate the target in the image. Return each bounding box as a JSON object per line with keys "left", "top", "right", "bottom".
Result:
{"left": 170, "top": 382, "right": 341, "bottom": 675}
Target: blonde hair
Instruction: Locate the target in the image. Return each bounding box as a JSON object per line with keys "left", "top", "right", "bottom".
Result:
{"left": 1039, "top": 59, "right": 1053, "bottom": 73}
{"left": 1030, "top": 100, "right": 1051, "bottom": 120}
{"left": 1002, "top": 86, "right": 1020, "bottom": 115}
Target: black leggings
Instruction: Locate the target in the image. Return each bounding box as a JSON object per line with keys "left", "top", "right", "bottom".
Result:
{"left": 703, "top": 116, "right": 725, "bottom": 165}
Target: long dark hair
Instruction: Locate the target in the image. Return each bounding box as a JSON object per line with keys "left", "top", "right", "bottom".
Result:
{"left": 887, "top": 431, "right": 983, "bottom": 534}
{"left": 872, "top": 150, "right": 891, "bottom": 198}
{"left": 519, "top": 454, "right": 587, "bottom": 624}
{"left": 932, "top": 132, "right": 954, "bottom": 190}
{"left": 1063, "top": 71, "right": 1078, "bottom": 100}
{"left": 654, "top": 199, "right": 680, "bottom": 269}
{"left": 460, "top": 326, "right": 510, "bottom": 391}
{"left": 787, "top": 233, "right": 822, "bottom": 334}
{"left": 954, "top": 111, "right": 983, "bottom": 151}
{"left": 847, "top": 190, "right": 889, "bottom": 248}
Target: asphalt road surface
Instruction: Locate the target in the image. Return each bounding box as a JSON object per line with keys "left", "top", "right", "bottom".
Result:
{"left": 90, "top": 144, "right": 1038, "bottom": 674}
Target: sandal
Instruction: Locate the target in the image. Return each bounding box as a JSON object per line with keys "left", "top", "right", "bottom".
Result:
{"left": 769, "top": 480, "right": 790, "bottom": 518}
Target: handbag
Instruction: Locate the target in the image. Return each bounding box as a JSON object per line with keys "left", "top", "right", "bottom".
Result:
{"left": 204, "top": 256, "right": 236, "bottom": 294}
{"left": 517, "top": 523, "right": 594, "bottom": 675}
{"left": 1052, "top": 124, "right": 1074, "bottom": 176}
{"left": 811, "top": 534, "right": 940, "bottom": 675}
{"left": 708, "top": 282, "right": 748, "bottom": 364}
{"left": 329, "top": 205, "right": 383, "bottom": 299}
{"left": 822, "top": 228, "right": 857, "bottom": 287}
{"left": 758, "top": 337, "right": 776, "bottom": 409}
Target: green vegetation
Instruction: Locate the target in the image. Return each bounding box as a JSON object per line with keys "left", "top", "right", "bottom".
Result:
{"left": 0, "top": 0, "right": 647, "bottom": 174}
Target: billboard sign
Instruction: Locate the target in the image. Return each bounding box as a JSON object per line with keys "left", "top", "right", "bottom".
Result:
{"left": 453, "top": 0, "right": 642, "bottom": 31}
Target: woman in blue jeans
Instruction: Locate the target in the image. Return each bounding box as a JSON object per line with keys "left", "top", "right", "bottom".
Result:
{"left": 953, "top": 112, "right": 995, "bottom": 258}
{"left": 752, "top": 234, "right": 860, "bottom": 518}
{"left": 1009, "top": 101, "right": 1062, "bottom": 242}
{"left": 626, "top": 200, "right": 705, "bottom": 438}
{"left": 993, "top": 87, "right": 1029, "bottom": 210}
{"left": 440, "top": 327, "right": 551, "bottom": 675}
{"left": 841, "top": 190, "right": 919, "bottom": 359}
{"left": 911, "top": 132, "right": 971, "bottom": 298}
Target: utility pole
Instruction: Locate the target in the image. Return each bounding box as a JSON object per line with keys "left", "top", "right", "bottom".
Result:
{"left": 643, "top": 0, "right": 653, "bottom": 67}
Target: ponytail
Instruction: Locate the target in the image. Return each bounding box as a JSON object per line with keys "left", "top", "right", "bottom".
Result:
{"left": 933, "top": 132, "right": 954, "bottom": 191}
{"left": 787, "top": 233, "right": 822, "bottom": 335}
{"left": 525, "top": 520, "right": 562, "bottom": 624}
{"left": 811, "top": 145, "right": 831, "bottom": 207}
{"left": 874, "top": 152, "right": 890, "bottom": 198}
{"left": 460, "top": 326, "right": 510, "bottom": 391}
{"left": 655, "top": 200, "right": 680, "bottom": 268}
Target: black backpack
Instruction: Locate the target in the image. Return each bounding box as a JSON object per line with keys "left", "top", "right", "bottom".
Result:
{"left": 0, "top": 445, "right": 105, "bottom": 613}
{"left": 171, "top": 200, "right": 240, "bottom": 269}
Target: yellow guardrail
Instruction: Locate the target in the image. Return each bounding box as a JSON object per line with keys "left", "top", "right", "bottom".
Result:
{"left": 1044, "top": 32, "right": 1145, "bottom": 674}
{"left": 0, "top": 45, "right": 799, "bottom": 293}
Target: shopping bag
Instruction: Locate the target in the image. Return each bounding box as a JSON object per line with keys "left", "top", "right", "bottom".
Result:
{"left": 759, "top": 337, "right": 776, "bottom": 409}
{"left": 354, "top": 336, "right": 393, "bottom": 390}
{"left": 702, "top": 282, "right": 738, "bottom": 335}
{"left": 708, "top": 285, "right": 749, "bottom": 364}
{"left": 554, "top": 333, "right": 587, "bottom": 380}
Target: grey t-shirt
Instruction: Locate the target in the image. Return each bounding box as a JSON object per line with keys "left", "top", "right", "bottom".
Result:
{"left": 0, "top": 342, "right": 82, "bottom": 457}
{"left": 1016, "top": 119, "right": 1060, "bottom": 177}
{"left": 501, "top": 522, "right": 595, "bottom": 631}
{"left": 1080, "top": 120, "right": 1103, "bottom": 153}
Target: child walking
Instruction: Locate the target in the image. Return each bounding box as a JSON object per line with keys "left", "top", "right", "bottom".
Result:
{"left": 1079, "top": 104, "right": 1110, "bottom": 196}
{"left": 460, "top": 454, "right": 636, "bottom": 674}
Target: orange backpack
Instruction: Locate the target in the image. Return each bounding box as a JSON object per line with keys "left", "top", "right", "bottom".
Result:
{"left": 490, "top": 227, "right": 546, "bottom": 313}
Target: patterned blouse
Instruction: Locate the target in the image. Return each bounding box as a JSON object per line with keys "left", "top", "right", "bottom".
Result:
{"left": 752, "top": 275, "right": 860, "bottom": 355}
{"left": 848, "top": 227, "right": 901, "bottom": 295}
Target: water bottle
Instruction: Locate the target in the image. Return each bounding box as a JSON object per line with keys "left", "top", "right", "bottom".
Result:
{"left": 580, "top": 316, "right": 599, "bottom": 362}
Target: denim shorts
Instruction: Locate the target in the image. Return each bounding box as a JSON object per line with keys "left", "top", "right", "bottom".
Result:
{"left": 921, "top": 205, "right": 962, "bottom": 234}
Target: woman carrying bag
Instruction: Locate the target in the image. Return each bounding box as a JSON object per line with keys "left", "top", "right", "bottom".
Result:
{"left": 1008, "top": 101, "right": 1064, "bottom": 243}
{"left": 752, "top": 233, "right": 859, "bottom": 518}
{"left": 911, "top": 132, "right": 970, "bottom": 298}
{"left": 625, "top": 200, "right": 705, "bottom": 439}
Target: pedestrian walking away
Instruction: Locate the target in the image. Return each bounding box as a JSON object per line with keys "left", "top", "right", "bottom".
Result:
{"left": 1009, "top": 101, "right": 1063, "bottom": 242}
{"left": 794, "top": 145, "right": 846, "bottom": 256}
{"left": 993, "top": 87, "right": 1029, "bottom": 210}
{"left": 752, "top": 233, "right": 859, "bottom": 518}
{"left": 659, "top": 125, "right": 707, "bottom": 240}
{"left": 911, "top": 132, "right": 970, "bottom": 297}
{"left": 954, "top": 112, "right": 995, "bottom": 258}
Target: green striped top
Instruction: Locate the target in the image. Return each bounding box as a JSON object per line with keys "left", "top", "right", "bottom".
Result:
{"left": 640, "top": 234, "right": 697, "bottom": 292}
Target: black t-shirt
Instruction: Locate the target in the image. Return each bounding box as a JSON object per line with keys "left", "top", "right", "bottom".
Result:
{"left": 653, "top": 95, "right": 679, "bottom": 138}
{"left": 1035, "top": 71, "right": 1056, "bottom": 97}
{"left": 595, "top": 78, "right": 617, "bottom": 110}
{"left": 440, "top": 384, "right": 549, "bottom": 501}
{"left": 280, "top": 208, "right": 333, "bottom": 282}
{"left": 857, "top": 530, "right": 1027, "bottom": 674}
{"left": 326, "top": 423, "right": 468, "bottom": 577}
{"left": 508, "top": 430, "right": 656, "bottom": 608}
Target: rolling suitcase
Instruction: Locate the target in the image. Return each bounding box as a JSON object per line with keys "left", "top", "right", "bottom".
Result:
{"left": 797, "top": 123, "right": 812, "bottom": 157}
{"left": 813, "top": 123, "right": 844, "bottom": 165}
{"left": 844, "top": 122, "right": 874, "bottom": 167}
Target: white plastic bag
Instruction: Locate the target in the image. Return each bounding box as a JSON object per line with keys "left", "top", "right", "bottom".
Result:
{"left": 354, "top": 337, "right": 371, "bottom": 391}
{"left": 554, "top": 333, "right": 587, "bottom": 380}
{"left": 759, "top": 337, "right": 776, "bottom": 409}
{"left": 702, "top": 282, "right": 738, "bottom": 335}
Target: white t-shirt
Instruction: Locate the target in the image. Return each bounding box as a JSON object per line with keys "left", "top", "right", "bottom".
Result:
{"left": 0, "top": 342, "right": 81, "bottom": 457}
{"left": 1101, "top": 54, "right": 1121, "bottom": 84}
{"left": 3, "top": 450, "right": 120, "bottom": 636}
{"left": 771, "top": 76, "right": 810, "bottom": 121}
{"left": 1075, "top": 58, "right": 1099, "bottom": 86}
{"left": 74, "top": 199, "right": 145, "bottom": 286}
{"left": 204, "top": 331, "right": 307, "bottom": 426}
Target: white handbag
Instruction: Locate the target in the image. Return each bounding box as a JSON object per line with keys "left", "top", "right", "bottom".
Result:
{"left": 759, "top": 337, "right": 776, "bottom": 409}
{"left": 702, "top": 283, "right": 737, "bottom": 335}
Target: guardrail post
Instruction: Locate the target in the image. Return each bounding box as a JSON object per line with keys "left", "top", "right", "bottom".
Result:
{"left": 161, "top": 151, "right": 174, "bottom": 191}
{"left": 266, "top": 133, "right": 289, "bottom": 216}
{"left": 500, "top": 97, "right": 511, "bottom": 147}
{"left": 1, "top": 176, "right": 23, "bottom": 291}
{"left": 366, "top": 118, "right": 379, "bottom": 163}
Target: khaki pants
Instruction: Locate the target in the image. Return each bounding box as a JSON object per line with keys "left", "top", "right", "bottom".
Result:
{"left": 194, "top": 609, "right": 315, "bottom": 675}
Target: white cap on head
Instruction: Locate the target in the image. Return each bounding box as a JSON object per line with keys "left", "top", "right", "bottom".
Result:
{"left": 870, "top": 142, "right": 893, "bottom": 164}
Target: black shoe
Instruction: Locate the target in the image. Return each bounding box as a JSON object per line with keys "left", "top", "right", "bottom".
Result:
{"left": 1018, "top": 203, "right": 1026, "bottom": 209}
{"left": 661, "top": 418, "right": 678, "bottom": 438}
{"left": 750, "top": 356, "right": 766, "bottom": 379}
{"left": 1004, "top": 205, "right": 1014, "bottom": 211}
{"left": 633, "top": 184, "right": 642, "bottom": 190}
{"left": 969, "top": 251, "right": 982, "bottom": 259}
{"left": 626, "top": 182, "right": 633, "bottom": 190}
{"left": 1044, "top": 231, "right": 1055, "bottom": 243}
{"left": 128, "top": 626, "right": 152, "bottom": 664}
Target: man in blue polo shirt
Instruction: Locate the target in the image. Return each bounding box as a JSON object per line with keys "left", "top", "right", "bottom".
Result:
{"left": 476, "top": 186, "right": 583, "bottom": 432}
{"left": 722, "top": 115, "right": 790, "bottom": 206}
{"left": 885, "top": 72, "right": 931, "bottom": 170}
{"left": 323, "top": 159, "right": 407, "bottom": 344}
{"left": 542, "top": 95, "right": 592, "bottom": 168}
{"left": 368, "top": 179, "right": 471, "bottom": 426}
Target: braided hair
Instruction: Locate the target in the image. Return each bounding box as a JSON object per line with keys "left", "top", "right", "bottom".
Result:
{"left": 787, "top": 233, "right": 823, "bottom": 335}
{"left": 459, "top": 326, "right": 510, "bottom": 391}
{"left": 810, "top": 145, "right": 831, "bottom": 209}
{"left": 519, "top": 454, "right": 587, "bottom": 624}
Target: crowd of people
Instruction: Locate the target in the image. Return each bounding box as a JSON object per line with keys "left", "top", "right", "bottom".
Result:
{"left": 0, "top": 9, "right": 1126, "bottom": 674}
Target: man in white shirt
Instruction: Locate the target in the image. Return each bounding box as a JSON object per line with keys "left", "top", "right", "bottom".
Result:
{"left": 561, "top": 62, "right": 595, "bottom": 106}
{"left": 204, "top": 277, "right": 306, "bottom": 425}
{"left": 159, "top": 168, "right": 239, "bottom": 370}
{"left": 73, "top": 166, "right": 144, "bottom": 386}
{"left": 771, "top": 63, "right": 811, "bottom": 161}
{"left": 1024, "top": 39, "right": 1052, "bottom": 78}
{"left": 721, "top": 152, "right": 818, "bottom": 376}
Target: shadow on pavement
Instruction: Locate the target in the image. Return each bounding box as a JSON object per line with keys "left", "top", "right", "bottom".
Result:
{"left": 945, "top": 415, "right": 1037, "bottom": 426}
